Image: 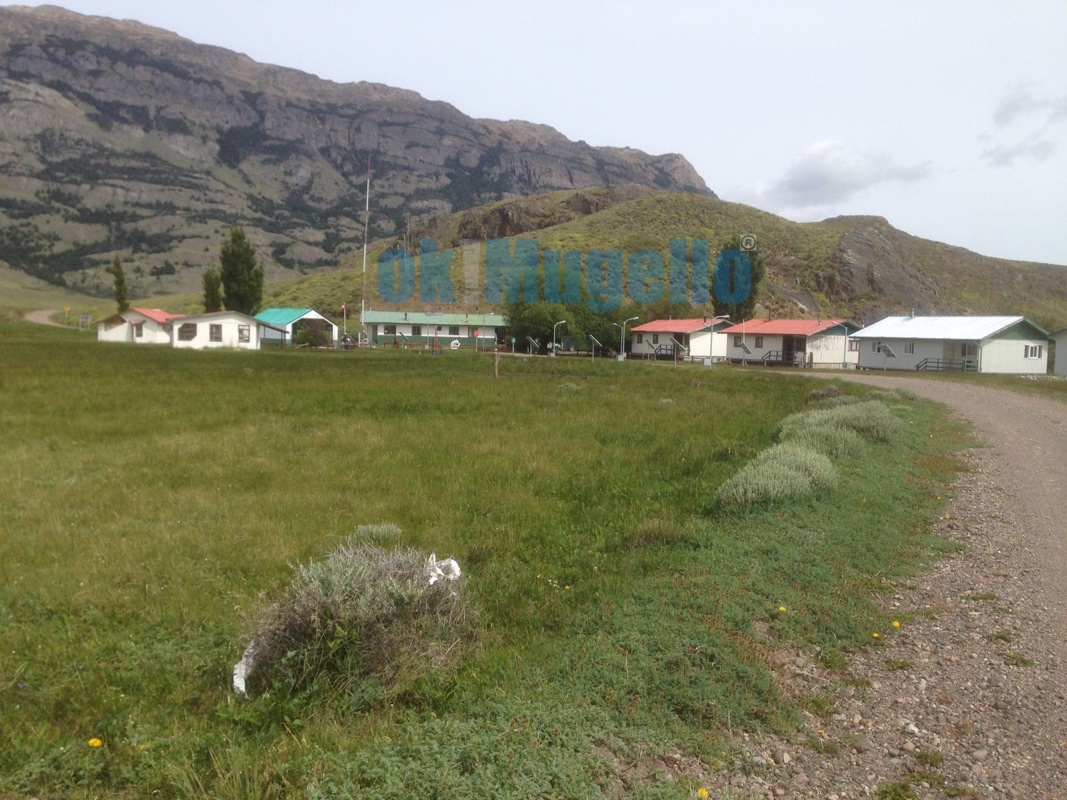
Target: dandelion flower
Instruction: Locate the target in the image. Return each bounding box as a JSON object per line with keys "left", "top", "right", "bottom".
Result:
{"left": 564, "top": 585, "right": 571, "bottom": 591}
{"left": 697, "top": 789, "right": 709, "bottom": 799}
{"left": 778, "top": 606, "right": 787, "bottom": 613}
{"left": 872, "top": 632, "right": 881, "bottom": 639}
{"left": 87, "top": 738, "right": 102, "bottom": 748}
{"left": 892, "top": 620, "right": 901, "bottom": 629}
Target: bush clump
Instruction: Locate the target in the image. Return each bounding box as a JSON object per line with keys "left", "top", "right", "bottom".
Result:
{"left": 715, "top": 442, "right": 837, "bottom": 508}
{"left": 242, "top": 537, "right": 470, "bottom": 696}
{"left": 777, "top": 400, "right": 900, "bottom": 445}
{"left": 806, "top": 384, "right": 841, "bottom": 402}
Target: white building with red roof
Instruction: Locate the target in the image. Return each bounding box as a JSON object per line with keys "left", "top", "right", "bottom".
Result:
{"left": 97, "top": 307, "right": 186, "bottom": 344}
{"left": 630, "top": 317, "right": 732, "bottom": 361}
{"left": 718, "top": 318, "right": 862, "bottom": 367}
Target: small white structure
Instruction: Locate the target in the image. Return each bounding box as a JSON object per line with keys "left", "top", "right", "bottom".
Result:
{"left": 97, "top": 307, "right": 185, "bottom": 344}
{"left": 1052, "top": 328, "right": 1067, "bottom": 376}
{"left": 362, "top": 311, "right": 505, "bottom": 347}
{"left": 851, "top": 316, "right": 1049, "bottom": 373}
{"left": 254, "top": 307, "right": 338, "bottom": 346}
{"left": 719, "top": 319, "right": 861, "bottom": 367}
{"left": 630, "top": 318, "right": 731, "bottom": 360}
{"left": 171, "top": 311, "right": 282, "bottom": 351}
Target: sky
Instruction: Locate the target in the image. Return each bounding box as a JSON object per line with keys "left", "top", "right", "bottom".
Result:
{"left": 9, "top": 1, "right": 1067, "bottom": 266}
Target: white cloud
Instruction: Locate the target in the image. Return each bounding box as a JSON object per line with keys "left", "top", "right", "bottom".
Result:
{"left": 762, "top": 141, "right": 930, "bottom": 211}
{"left": 982, "top": 136, "right": 1057, "bottom": 168}
{"left": 984, "top": 86, "right": 1066, "bottom": 168}
{"left": 993, "top": 85, "right": 1067, "bottom": 128}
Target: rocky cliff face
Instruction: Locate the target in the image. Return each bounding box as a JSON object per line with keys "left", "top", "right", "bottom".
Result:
{"left": 0, "top": 5, "right": 711, "bottom": 295}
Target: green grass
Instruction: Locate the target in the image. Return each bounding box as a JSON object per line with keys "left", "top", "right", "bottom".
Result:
{"left": 0, "top": 319, "right": 971, "bottom": 798}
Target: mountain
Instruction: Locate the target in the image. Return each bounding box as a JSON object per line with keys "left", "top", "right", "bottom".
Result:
{"left": 0, "top": 5, "right": 710, "bottom": 296}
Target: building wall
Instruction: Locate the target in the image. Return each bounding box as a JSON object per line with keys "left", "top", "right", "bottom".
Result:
{"left": 631, "top": 331, "right": 682, "bottom": 356}
{"left": 725, "top": 333, "right": 783, "bottom": 362}
{"left": 854, "top": 334, "right": 1047, "bottom": 373}
{"left": 981, "top": 336, "right": 1047, "bottom": 374}
{"left": 97, "top": 313, "right": 172, "bottom": 344}
{"left": 370, "top": 323, "right": 498, "bottom": 346}
{"left": 1054, "top": 332, "right": 1067, "bottom": 376}
{"left": 855, "top": 338, "right": 945, "bottom": 370}
{"left": 807, "top": 333, "right": 858, "bottom": 368}
{"left": 172, "top": 315, "right": 260, "bottom": 350}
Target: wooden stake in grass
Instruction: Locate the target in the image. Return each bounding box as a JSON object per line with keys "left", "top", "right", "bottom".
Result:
{"left": 494, "top": 350, "right": 500, "bottom": 378}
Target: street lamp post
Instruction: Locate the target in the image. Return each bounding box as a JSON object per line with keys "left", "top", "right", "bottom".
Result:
{"left": 706, "top": 314, "right": 729, "bottom": 363}
{"left": 551, "top": 319, "right": 567, "bottom": 357}
{"left": 612, "top": 316, "right": 639, "bottom": 362}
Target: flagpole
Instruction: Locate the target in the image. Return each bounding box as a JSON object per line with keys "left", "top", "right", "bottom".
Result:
{"left": 360, "top": 156, "right": 371, "bottom": 347}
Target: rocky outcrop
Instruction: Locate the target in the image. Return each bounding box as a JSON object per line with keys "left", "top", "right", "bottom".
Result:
{"left": 0, "top": 6, "right": 711, "bottom": 294}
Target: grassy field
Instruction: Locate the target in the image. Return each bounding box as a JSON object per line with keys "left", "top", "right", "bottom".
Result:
{"left": 0, "top": 319, "right": 970, "bottom": 799}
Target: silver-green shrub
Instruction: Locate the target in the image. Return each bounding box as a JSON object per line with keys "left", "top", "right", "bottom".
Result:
{"left": 777, "top": 400, "right": 899, "bottom": 444}
{"left": 715, "top": 443, "right": 837, "bottom": 508}
{"left": 243, "top": 537, "right": 469, "bottom": 695}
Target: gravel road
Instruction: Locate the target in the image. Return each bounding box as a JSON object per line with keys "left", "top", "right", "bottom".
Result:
{"left": 695, "top": 375, "right": 1067, "bottom": 799}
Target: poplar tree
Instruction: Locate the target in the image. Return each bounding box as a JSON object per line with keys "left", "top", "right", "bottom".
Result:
{"left": 219, "top": 226, "right": 263, "bottom": 314}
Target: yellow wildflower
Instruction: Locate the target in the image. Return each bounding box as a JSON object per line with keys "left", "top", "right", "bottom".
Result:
{"left": 697, "top": 789, "right": 709, "bottom": 799}
{"left": 88, "top": 738, "right": 102, "bottom": 748}
{"left": 778, "top": 606, "right": 787, "bottom": 613}
{"left": 892, "top": 620, "right": 901, "bottom": 629}
{"left": 872, "top": 632, "right": 881, "bottom": 639}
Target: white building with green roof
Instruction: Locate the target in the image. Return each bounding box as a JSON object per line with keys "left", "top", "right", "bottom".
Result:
{"left": 254, "top": 308, "right": 338, "bottom": 346}
{"left": 362, "top": 311, "right": 505, "bottom": 348}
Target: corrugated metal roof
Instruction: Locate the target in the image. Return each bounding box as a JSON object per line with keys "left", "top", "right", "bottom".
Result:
{"left": 632, "top": 318, "right": 715, "bottom": 334}
{"left": 130, "top": 307, "right": 185, "bottom": 324}
{"left": 719, "top": 318, "right": 854, "bottom": 336}
{"left": 255, "top": 308, "right": 314, "bottom": 325}
{"left": 363, "top": 311, "right": 506, "bottom": 326}
{"left": 849, "top": 316, "right": 1038, "bottom": 341}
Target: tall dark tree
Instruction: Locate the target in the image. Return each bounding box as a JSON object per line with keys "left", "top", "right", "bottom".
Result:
{"left": 712, "top": 235, "right": 765, "bottom": 322}
{"left": 107, "top": 256, "right": 129, "bottom": 312}
{"left": 202, "top": 267, "right": 223, "bottom": 312}
{"left": 219, "top": 226, "right": 263, "bottom": 314}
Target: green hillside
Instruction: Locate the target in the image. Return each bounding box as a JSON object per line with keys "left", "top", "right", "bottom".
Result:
{"left": 11, "top": 188, "right": 1067, "bottom": 332}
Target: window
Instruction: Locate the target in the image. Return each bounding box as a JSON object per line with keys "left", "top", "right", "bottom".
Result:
{"left": 903, "top": 342, "right": 915, "bottom": 354}
{"left": 848, "top": 339, "right": 860, "bottom": 352}
{"left": 652, "top": 334, "right": 659, "bottom": 344}
{"left": 962, "top": 343, "right": 978, "bottom": 357}
{"left": 448, "top": 326, "right": 460, "bottom": 336}
{"left": 1024, "top": 344, "right": 1043, "bottom": 359}
{"left": 411, "top": 325, "right": 422, "bottom": 336}
{"left": 238, "top": 325, "right": 250, "bottom": 343}
{"left": 209, "top": 324, "right": 222, "bottom": 342}
{"left": 178, "top": 323, "right": 196, "bottom": 341}
{"left": 873, "top": 341, "right": 881, "bottom": 353}
{"left": 636, "top": 333, "right": 643, "bottom": 344}
{"left": 383, "top": 324, "right": 397, "bottom": 335}
{"left": 754, "top": 336, "right": 763, "bottom": 348}
{"left": 133, "top": 322, "right": 144, "bottom": 338}
{"left": 733, "top": 335, "right": 742, "bottom": 347}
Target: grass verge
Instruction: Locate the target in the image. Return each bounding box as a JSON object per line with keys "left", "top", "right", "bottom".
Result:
{"left": 0, "top": 319, "right": 969, "bottom": 798}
